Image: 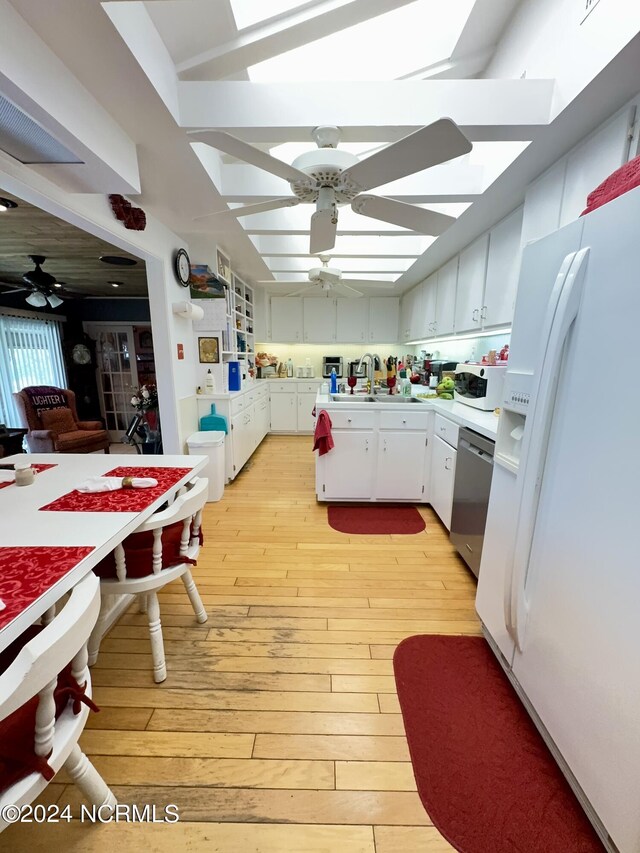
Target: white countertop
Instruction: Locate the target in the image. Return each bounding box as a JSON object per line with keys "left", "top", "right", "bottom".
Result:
{"left": 315, "top": 392, "right": 499, "bottom": 440}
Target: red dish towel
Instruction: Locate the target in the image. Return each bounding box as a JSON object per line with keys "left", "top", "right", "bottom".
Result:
{"left": 581, "top": 154, "right": 640, "bottom": 215}
{"left": 313, "top": 410, "right": 334, "bottom": 456}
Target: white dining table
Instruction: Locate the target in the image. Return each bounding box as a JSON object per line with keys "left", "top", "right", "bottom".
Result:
{"left": 0, "top": 452, "right": 207, "bottom": 653}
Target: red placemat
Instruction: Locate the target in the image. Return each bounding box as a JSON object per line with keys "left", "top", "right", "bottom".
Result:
{"left": 0, "top": 546, "right": 94, "bottom": 630}
{"left": 38, "top": 466, "right": 194, "bottom": 512}
{"left": 0, "top": 463, "right": 57, "bottom": 491}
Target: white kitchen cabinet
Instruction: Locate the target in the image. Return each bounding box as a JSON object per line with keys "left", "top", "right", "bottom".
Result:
{"left": 430, "top": 434, "right": 457, "bottom": 530}
{"left": 270, "top": 297, "right": 303, "bottom": 342}
{"left": 269, "top": 390, "right": 297, "bottom": 431}
{"left": 368, "top": 297, "right": 399, "bottom": 342}
{"left": 321, "top": 431, "right": 374, "bottom": 499}
{"left": 435, "top": 257, "right": 458, "bottom": 337}
{"left": 303, "top": 298, "right": 336, "bottom": 343}
{"left": 421, "top": 274, "right": 437, "bottom": 338}
{"left": 336, "top": 298, "right": 367, "bottom": 343}
{"left": 297, "top": 392, "right": 317, "bottom": 432}
{"left": 399, "top": 287, "right": 418, "bottom": 343}
{"left": 375, "top": 431, "right": 427, "bottom": 500}
{"left": 256, "top": 395, "right": 270, "bottom": 442}
{"left": 483, "top": 206, "right": 524, "bottom": 329}
{"left": 454, "top": 235, "right": 488, "bottom": 334}
{"left": 231, "top": 408, "right": 254, "bottom": 475}
{"left": 521, "top": 160, "right": 566, "bottom": 246}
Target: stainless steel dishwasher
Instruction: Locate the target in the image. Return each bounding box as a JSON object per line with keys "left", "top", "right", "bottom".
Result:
{"left": 450, "top": 427, "right": 495, "bottom": 578}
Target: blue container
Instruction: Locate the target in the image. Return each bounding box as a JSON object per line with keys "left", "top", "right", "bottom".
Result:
{"left": 228, "top": 360, "right": 241, "bottom": 392}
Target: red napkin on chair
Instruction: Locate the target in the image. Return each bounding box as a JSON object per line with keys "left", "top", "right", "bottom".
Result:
{"left": 313, "top": 410, "right": 334, "bottom": 456}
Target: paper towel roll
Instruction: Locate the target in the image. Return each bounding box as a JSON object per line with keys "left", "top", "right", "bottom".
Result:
{"left": 172, "top": 301, "right": 205, "bottom": 321}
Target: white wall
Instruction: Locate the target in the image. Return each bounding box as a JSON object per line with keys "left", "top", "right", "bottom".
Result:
{"left": 255, "top": 343, "right": 409, "bottom": 378}
{"left": 486, "top": 0, "right": 640, "bottom": 117}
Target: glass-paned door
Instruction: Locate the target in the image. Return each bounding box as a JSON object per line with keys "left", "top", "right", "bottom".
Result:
{"left": 86, "top": 326, "right": 139, "bottom": 442}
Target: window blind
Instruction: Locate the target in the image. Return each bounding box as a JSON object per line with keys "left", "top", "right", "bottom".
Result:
{"left": 0, "top": 313, "right": 67, "bottom": 426}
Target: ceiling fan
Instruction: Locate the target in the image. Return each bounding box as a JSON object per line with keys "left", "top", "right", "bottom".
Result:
{"left": 0, "top": 255, "right": 82, "bottom": 308}
{"left": 190, "top": 118, "right": 472, "bottom": 254}
{"left": 259, "top": 256, "right": 394, "bottom": 298}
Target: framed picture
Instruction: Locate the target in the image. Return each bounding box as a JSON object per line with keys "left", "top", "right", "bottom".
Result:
{"left": 198, "top": 336, "right": 220, "bottom": 364}
{"left": 189, "top": 264, "right": 226, "bottom": 299}
{"left": 134, "top": 327, "right": 153, "bottom": 352}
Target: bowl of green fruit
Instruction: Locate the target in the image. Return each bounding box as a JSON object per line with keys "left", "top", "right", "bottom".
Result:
{"left": 436, "top": 376, "right": 456, "bottom": 400}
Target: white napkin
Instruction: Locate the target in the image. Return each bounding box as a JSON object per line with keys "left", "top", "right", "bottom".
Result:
{"left": 76, "top": 476, "right": 158, "bottom": 493}
{"left": 0, "top": 599, "right": 5, "bottom": 611}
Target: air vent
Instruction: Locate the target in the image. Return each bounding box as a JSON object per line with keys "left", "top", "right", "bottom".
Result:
{"left": 0, "top": 93, "right": 82, "bottom": 164}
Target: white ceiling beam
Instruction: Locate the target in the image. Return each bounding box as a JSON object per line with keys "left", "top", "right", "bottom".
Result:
{"left": 249, "top": 234, "right": 431, "bottom": 255}
{"left": 265, "top": 256, "right": 415, "bottom": 272}
{"left": 178, "top": 79, "right": 555, "bottom": 141}
{"left": 219, "top": 161, "right": 485, "bottom": 201}
{"left": 399, "top": 48, "right": 494, "bottom": 81}
{"left": 175, "top": 0, "right": 419, "bottom": 80}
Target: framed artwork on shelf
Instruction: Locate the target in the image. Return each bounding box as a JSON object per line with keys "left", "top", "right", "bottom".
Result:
{"left": 216, "top": 248, "right": 231, "bottom": 283}
{"left": 198, "top": 336, "right": 220, "bottom": 364}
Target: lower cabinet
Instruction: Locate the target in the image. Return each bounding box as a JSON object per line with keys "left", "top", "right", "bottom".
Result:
{"left": 321, "top": 431, "right": 374, "bottom": 499}
{"left": 297, "top": 392, "right": 318, "bottom": 432}
{"left": 375, "top": 431, "right": 428, "bottom": 501}
{"left": 270, "top": 391, "right": 297, "bottom": 431}
{"left": 430, "top": 434, "right": 457, "bottom": 530}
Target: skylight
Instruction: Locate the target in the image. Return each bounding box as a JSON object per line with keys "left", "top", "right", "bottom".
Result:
{"left": 230, "top": 0, "right": 310, "bottom": 32}
{"left": 248, "top": 0, "right": 475, "bottom": 81}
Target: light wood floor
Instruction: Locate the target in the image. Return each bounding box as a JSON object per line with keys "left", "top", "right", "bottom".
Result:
{"left": 3, "top": 435, "right": 481, "bottom": 852}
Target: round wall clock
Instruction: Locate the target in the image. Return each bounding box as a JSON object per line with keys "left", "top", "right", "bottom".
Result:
{"left": 174, "top": 248, "right": 191, "bottom": 287}
{"left": 72, "top": 343, "right": 92, "bottom": 365}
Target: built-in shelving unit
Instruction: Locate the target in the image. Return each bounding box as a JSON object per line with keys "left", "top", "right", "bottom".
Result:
{"left": 215, "top": 248, "right": 255, "bottom": 365}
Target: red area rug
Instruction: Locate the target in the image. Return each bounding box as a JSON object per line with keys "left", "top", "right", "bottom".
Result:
{"left": 393, "top": 635, "right": 604, "bottom": 853}
{"left": 327, "top": 504, "right": 425, "bottom": 535}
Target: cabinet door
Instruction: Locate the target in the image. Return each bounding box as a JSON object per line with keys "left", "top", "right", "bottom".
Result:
{"left": 408, "top": 282, "right": 426, "bottom": 341}
{"left": 258, "top": 397, "right": 270, "bottom": 441}
{"left": 483, "top": 206, "right": 524, "bottom": 329}
{"left": 369, "top": 297, "right": 399, "bottom": 342}
{"left": 271, "top": 297, "right": 303, "bottom": 342}
{"left": 321, "top": 431, "right": 374, "bottom": 499}
{"left": 231, "top": 411, "right": 247, "bottom": 474}
{"left": 297, "top": 392, "right": 317, "bottom": 432}
{"left": 303, "top": 298, "right": 336, "bottom": 343}
{"left": 454, "top": 235, "right": 488, "bottom": 333}
{"left": 376, "top": 431, "right": 427, "bottom": 500}
{"left": 336, "top": 298, "right": 368, "bottom": 343}
{"left": 421, "top": 275, "right": 437, "bottom": 338}
{"left": 436, "top": 257, "right": 458, "bottom": 337}
{"left": 399, "top": 288, "right": 416, "bottom": 343}
{"left": 269, "top": 392, "right": 297, "bottom": 431}
{"left": 430, "top": 435, "right": 457, "bottom": 530}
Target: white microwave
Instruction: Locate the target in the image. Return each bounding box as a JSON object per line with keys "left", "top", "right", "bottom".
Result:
{"left": 454, "top": 364, "right": 506, "bottom": 410}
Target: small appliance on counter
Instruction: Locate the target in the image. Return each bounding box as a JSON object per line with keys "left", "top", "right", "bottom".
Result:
{"left": 322, "top": 356, "right": 343, "bottom": 378}
{"left": 454, "top": 364, "right": 506, "bottom": 410}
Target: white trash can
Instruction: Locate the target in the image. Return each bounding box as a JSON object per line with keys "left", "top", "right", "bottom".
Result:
{"left": 186, "top": 430, "right": 226, "bottom": 502}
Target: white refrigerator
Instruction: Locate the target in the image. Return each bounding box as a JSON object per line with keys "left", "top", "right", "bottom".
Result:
{"left": 476, "top": 186, "right": 640, "bottom": 853}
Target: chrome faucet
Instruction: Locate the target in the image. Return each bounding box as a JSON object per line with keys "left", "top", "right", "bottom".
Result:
{"left": 357, "top": 353, "right": 381, "bottom": 391}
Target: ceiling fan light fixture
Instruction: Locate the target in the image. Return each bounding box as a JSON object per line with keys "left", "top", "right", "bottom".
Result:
{"left": 53, "top": 282, "right": 62, "bottom": 288}
{"left": 46, "top": 293, "right": 64, "bottom": 308}
{"left": 25, "top": 291, "right": 47, "bottom": 308}
{"left": 99, "top": 255, "right": 137, "bottom": 266}
{"left": 109, "top": 281, "right": 122, "bottom": 288}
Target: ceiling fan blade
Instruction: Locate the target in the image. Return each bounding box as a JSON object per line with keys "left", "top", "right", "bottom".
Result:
{"left": 352, "top": 195, "right": 456, "bottom": 235}
{"left": 334, "top": 282, "right": 364, "bottom": 297}
{"left": 286, "top": 286, "right": 316, "bottom": 297}
{"left": 341, "top": 118, "right": 472, "bottom": 192}
{"left": 189, "top": 130, "right": 312, "bottom": 186}
{"left": 0, "top": 286, "right": 27, "bottom": 295}
{"left": 310, "top": 209, "right": 337, "bottom": 254}
{"left": 341, "top": 278, "right": 397, "bottom": 289}
{"left": 194, "top": 197, "right": 300, "bottom": 221}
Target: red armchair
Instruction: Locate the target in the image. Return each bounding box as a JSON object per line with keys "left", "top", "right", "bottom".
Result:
{"left": 13, "top": 388, "right": 110, "bottom": 454}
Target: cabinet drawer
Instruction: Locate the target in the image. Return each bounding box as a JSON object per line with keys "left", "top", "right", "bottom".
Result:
{"left": 269, "top": 382, "right": 295, "bottom": 393}
{"left": 329, "top": 410, "right": 375, "bottom": 430}
{"left": 298, "top": 382, "right": 321, "bottom": 394}
{"left": 230, "top": 396, "right": 245, "bottom": 415}
{"left": 434, "top": 413, "right": 459, "bottom": 448}
{"left": 380, "top": 411, "right": 430, "bottom": 431}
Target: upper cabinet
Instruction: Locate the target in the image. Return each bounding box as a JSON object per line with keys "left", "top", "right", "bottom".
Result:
{"left": 483, "top": 206, "right": 524, "bottom": 329}
{"left": 269, "top": 295, "right": 398, "bottom": 343}
{"left": 454, "top": 234, "right": 489, "bottom": 334}
{"left": 368, "top": 297, "right": 400, "bottom": 342}
{"left": 303, "top": 298, "right": 336, "bottom": 343}
{"left": 270, "top": 297, "right": 303, "bottom": 342}
{"left": 435, "top": 258, "right": 457, "bottom": 337}
{"left": 336, "top": 298, "right": 367, "bottom": 343}
{"left": 399, "top": 286, "right": 419, "bottom": 342}
{"left": 421, "top": 274, "right": 437, "bottom": 338}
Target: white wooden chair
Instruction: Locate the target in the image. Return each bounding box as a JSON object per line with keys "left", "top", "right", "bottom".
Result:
{"left": 88, "top": 477, "right": 209, "bottom": 683}
{"left": 0, "top": 573, "right": 116, "bottom": 830}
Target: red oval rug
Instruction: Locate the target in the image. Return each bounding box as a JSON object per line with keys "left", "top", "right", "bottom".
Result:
{"left": 327, "top": 504, "right": 426, "bottom": 535}
{"left": 393, "top": 635, "right": 605, "bottom": 853}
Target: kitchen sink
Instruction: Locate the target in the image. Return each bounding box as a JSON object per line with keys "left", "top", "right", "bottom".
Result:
{"left": 330, "top": 394, "right": 376, "bottom": 403}
{"left": 373, "top": 394, "right": 425, "bottom": 403}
